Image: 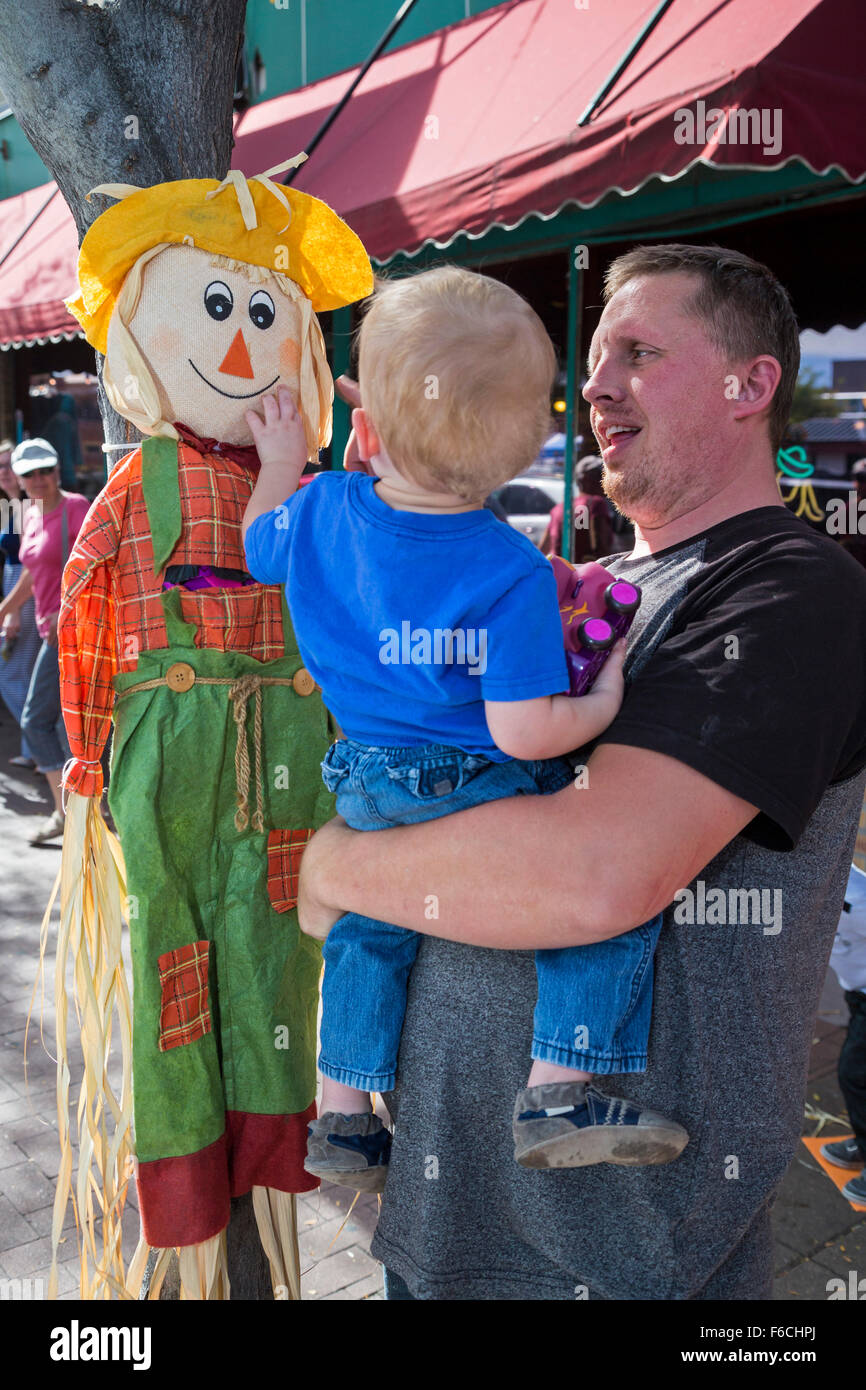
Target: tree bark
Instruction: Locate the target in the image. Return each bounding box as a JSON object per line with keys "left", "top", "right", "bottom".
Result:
{"left": 0, "top": 0, "right": 247, "bottom": 451}
{"left": 0, "top": 0, "right": 275, "bottom": 1300}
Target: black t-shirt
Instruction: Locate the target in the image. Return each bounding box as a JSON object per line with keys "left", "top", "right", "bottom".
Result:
{"left": 596, "top": 504, "right": 866, "bottom": 849}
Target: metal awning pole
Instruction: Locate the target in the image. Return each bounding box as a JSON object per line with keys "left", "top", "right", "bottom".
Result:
{"left": 0, "top": 188, "right": 58, "bottom": 271}
{"left": 563, "top": 245, "right": 583, "bottom": 563}
{"left": 577, "top": 0, "right": 676, "bottom": 128}
{"left": 329, "top": 306, "right": 352, "bottom": 470}
{"left": 284, "top": 0, "right": 423, "bottom": 183}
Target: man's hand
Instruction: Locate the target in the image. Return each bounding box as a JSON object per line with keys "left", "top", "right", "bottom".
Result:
{"left": 298, "top": 816, "right": 353, "bottom": 939}
{"left": 45, "top": 612, "right": 59, "bottom": 647}
{"left": 335, "top": 376, "right": 374, "bottom": 476}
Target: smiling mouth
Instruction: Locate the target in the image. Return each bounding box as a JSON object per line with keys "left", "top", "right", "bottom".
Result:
{"left": 188, "top": 360, "right": 281, "bottom": 400}
{"left": 596, "top": 421, "right": 643, "bottom": 453}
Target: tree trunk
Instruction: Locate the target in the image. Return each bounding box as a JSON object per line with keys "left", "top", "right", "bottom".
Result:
{"left": 0, "top": 0, "right": 247, "bottom": 453}
{"left": 0, "top": 0, "right": 275, "bottom": 1300}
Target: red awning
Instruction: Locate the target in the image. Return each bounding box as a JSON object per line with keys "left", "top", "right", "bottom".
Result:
{"left": 0, "top": 183, "right": 81, "bottom": 348}
{"left": 234, "top": 0, "right": 865, "bottom": 262}
{"left": 1, "top": 0, "right": 864, "bottom": 347}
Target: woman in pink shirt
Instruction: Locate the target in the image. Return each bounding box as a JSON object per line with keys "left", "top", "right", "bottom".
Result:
{"left": 0, "top": 439, "right": 90, "bottom": 842}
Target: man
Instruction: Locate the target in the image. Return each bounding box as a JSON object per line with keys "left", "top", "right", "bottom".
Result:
{"left": 299, "top": 245, "right": 866, "bottom": 1299}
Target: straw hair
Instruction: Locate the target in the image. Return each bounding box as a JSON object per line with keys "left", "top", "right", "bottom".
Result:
{"left": 252, "top": 1186, "right": 302, "bottom": 1299}
{"left": 103, "top": 247, "right": 333, "bottom": 459}
{"left": 28, "top": 792, "right": 134, "bottom": 1299}
{"left": 358, "top": 266, "right": 556, "bottom": 501}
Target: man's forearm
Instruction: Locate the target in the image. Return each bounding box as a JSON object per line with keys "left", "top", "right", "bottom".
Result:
{"left": 305, "top": 781, "right": 637, "bottom": 951}
{"left": 301, "top": 743, "right": 759, "bottom": 950}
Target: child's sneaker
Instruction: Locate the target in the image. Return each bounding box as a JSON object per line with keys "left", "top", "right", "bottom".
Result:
{"left": 841, "top": 1170, "right": 866, "bottom": 1205}
{"left": 820, "top": 1136, "right": 863, "bottom": 1170}
{"left": 513, "top": 1081, "right": 688, "bottom": 1168}
{"left": 304, "top": 1111, "right": 392, "bottom": 1192}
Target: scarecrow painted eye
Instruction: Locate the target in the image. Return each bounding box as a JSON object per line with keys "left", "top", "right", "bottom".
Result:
{"left": 249, "top": 290, "right": 276, "bottom": 331}
{"left": 204, "top": 281, "right": 234, "bottom": 321}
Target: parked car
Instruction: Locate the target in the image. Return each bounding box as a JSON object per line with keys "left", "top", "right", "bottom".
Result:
{"left": 491, "top": 476, "right": 564, "bottom": 547}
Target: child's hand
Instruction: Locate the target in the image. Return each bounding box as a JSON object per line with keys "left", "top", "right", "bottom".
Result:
{"left": 589, "top": 638, "right": 626, "bottom": 712}
{"left": 245, "top": 386, "right": 307, "bottom": 474}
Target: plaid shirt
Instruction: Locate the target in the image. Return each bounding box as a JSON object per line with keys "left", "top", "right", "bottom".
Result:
{"left": 59, "top": 442, "right": 286, "bottom": 797}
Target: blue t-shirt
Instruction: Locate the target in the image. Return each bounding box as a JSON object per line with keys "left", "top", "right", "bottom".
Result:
{"left": 244, "top": 471, "right": 568, "bottom": 758}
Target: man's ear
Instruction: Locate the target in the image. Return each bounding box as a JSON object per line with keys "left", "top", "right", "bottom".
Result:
{"left": 730, "top": 355, "right": 782, "bottom": 424}
{"left": 352, "top": 407, "right": 381, "bottom": 461}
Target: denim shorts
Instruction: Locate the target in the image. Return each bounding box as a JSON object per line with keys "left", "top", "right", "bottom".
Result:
{"left": 320, "top": 737, "right": 573, "bottom": 831}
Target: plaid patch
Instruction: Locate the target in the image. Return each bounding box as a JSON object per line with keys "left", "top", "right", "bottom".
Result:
{"left": 59, "top": 442, "right": 288, "bottom": 797}
{"left": 266, "top": 829, "right": 315, "bottom": 913}
{"left": 157, "top": 940, "right": 211, "bottom": 1052}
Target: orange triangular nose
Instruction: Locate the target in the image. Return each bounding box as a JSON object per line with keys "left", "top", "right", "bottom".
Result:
{"left": 218, "top": 328, "right": 254, "bottom": 379}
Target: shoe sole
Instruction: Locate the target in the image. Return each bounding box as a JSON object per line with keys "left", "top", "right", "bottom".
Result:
{"left": 515, "top": 1123, "right": 689, "bottom": 1169}
{"left": 820, "top": 1145, "right": 863, "bottom": 1171}
{"left": 303, "top": 1162, "right": 388, "bottom": 1193}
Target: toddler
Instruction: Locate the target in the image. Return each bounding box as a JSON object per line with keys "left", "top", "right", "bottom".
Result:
{"left": 242, "top": 267, "right": 687, "bottom": 1191}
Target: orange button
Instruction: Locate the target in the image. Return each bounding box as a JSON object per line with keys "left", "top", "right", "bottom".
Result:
{"left": 166, "top": 662, "right": 196, "bottom": 693}
{"left": 292, "top": 667, "right": 316, "bottom": 696}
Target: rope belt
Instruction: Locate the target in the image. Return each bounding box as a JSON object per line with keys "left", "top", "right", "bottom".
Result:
{"left": 116, "top": 671, "right": 298, "bottom": 833}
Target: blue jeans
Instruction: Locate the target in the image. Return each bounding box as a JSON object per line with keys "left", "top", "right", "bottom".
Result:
{"left": 318, "top": 738, "right": 663, "bottom": 1092}
{"left": 20, "top": 638, "right": 71, "bottom": 771}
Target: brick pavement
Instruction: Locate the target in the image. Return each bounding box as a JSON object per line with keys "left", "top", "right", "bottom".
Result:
{"left": 0, "top": 702, "right": 863, "bottom": 1301}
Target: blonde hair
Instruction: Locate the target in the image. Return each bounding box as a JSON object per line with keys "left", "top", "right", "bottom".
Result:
{"left": 103, "top": 246, "right": 333, "bottom": 459}
{"left": 358, "top": 266, "right": 556, "bottom": 500}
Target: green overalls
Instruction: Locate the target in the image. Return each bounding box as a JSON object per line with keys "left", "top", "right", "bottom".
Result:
{"left": 107, "top": 439, "right": 334, "bottom": 1248}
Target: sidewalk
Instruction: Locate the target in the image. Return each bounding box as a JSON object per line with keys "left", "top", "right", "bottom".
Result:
{"left": 0, "top": 701, "right": 863, "bottom": 1301}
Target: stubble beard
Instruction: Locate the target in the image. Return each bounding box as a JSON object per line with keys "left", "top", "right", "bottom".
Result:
{"left": 601, "top": 442, "right": 694, "bottom": 528}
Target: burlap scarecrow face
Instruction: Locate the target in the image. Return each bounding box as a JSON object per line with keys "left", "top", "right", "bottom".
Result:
{"left": 106, "top": 244, "right": 312, "bottom": 447}
{"left": 67, "top": 159, "right": 374, "bottom": 454}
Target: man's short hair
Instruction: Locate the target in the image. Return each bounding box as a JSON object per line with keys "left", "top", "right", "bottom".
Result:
{"left": 603, "top": 243, "right": 800, "bottom": 453}
{"left": 358, "top": 265, "right": 556, "bottom": 501}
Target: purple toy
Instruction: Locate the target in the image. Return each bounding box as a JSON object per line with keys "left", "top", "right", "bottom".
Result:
{"left": 549, "top": 556, "right": 641, "bottom": 696}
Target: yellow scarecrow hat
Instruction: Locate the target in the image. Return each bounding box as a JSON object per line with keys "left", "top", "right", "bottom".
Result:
{"left": 66, "top": 155, "right": 374, "bottom": 353}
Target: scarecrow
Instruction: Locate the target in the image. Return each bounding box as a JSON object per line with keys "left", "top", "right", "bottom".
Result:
{"left": 49, "top": 157, "right": 372, "bottom": 1299}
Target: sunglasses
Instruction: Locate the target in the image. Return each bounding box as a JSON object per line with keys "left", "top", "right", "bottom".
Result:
{"left": 25, "top": 466, "right": 57, "bottom": 477}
